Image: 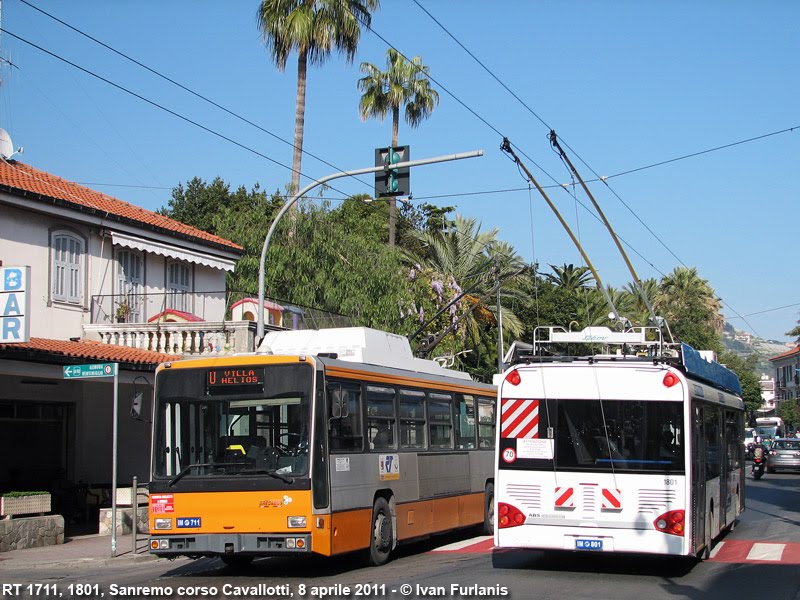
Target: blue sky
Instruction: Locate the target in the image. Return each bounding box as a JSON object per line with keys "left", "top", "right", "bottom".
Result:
{"left": 1, "top": 1, "right": 798, "bottom": 343}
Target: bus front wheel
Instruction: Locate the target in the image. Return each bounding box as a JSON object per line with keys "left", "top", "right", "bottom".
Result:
{"left": 368, "top": 497, "right": 393, "bottom": 566}
{"left": 483, "top": 483, "right": 495, "bottom": 535}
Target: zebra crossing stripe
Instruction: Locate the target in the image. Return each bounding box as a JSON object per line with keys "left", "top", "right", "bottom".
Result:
{"left": 747, "top": 542, "right": 785, "bottom": 561}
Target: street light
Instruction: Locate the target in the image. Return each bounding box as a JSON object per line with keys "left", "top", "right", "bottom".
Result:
{"left": 256, "top": 150, "right": 484, "bottom": 343}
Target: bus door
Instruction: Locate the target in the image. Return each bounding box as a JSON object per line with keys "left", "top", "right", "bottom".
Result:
{"left": 692, "top": 402, "right": 706, "bottom": 553}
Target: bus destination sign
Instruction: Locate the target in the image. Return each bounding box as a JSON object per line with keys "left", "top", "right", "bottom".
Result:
{"left": 206, "top": 368, "right": 264, "bottom": 396}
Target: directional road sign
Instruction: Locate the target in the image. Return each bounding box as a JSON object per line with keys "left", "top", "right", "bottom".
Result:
{"left": 63, "top": 363, "right": 117, "bottom": 379}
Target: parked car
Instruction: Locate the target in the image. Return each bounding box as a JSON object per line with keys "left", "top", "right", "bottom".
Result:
{"left": 767, "top": 438, "right": 800, "bottom": 473}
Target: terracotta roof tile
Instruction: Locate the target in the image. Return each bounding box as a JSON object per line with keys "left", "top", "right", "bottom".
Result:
{"left": 0, "top": 337, "right": 179, "bottom": 366}
{"left": 0, "top": 160, "right": 242, "bottom": 252}
{"left": 769, "top": 345, "right": 800, "bottom": 362}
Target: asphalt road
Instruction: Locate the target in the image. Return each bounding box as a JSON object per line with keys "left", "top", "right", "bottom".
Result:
{"left": 2, "top": 470, "right": 799, "bottom": 600}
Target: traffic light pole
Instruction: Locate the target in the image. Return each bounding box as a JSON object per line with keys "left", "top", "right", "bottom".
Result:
{"left": 257, "top": 149, "right": 484, "bottom": 343}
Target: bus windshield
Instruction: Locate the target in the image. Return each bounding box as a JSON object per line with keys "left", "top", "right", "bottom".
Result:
{"left": 502, "top": 398, "right": 685, "bottom": 473}
{"left": 152, "top": 363, "right": 313, "bottom": 480}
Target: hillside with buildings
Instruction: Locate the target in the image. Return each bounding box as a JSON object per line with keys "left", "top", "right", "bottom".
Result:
{"left": 721, "top": 322, "right": 795, "bottom": 377}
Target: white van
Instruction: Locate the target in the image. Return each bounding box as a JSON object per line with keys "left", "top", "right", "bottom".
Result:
{"left": 744, "top": 427, "right": 755, "bottom": 457}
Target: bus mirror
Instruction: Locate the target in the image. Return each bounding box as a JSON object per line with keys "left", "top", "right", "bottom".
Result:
{"left": 329, "top": 387, "right": 349, "bottom": 419}
{"left": 130, "top": 376, "right": 151, "bottom": 422}
{"left": 130, "top": 392, "right": 147, "bottom": 421}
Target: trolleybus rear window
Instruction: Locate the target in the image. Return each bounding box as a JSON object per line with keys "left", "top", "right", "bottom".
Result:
{"left": 499, "top": 398, "right": 684, "bottom": 473}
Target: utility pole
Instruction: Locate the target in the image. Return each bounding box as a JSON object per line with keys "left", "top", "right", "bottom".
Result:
{"left": 496, "top": 263, "right": 504, "bottom": 373}
{"left": 257, "top": 149, "right": 484, "bottom": 343}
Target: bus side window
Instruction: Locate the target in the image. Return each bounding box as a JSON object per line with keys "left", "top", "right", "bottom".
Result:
{"left": 328, "top": 381, "right": 363, "bottom": 452}
{"left": 455, "top": 394, "right": 476, "bottom": 449}
{"left": 367, "top": 385, "right": 397, "bottom": 451}
{"left": 429, "top": 393, "right": 453, "bottom": 449}
{"left": 478, "top": 397, "right": 495, "bottom": 449}
{"left": 399, "top": 389, "right": 426, "bottom": 449}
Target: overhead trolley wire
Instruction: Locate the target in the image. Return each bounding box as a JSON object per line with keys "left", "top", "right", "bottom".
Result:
{"left": 412, "top": 2, "right": 772, "bottom": 337}
{"left": 15, "top": 0, "right": 376, "bottom": 192}
{"left": 0, "top": 27, "right": 366, "bottom": 203}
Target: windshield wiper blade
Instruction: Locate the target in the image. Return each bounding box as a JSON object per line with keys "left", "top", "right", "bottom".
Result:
{"left": 238, "top": 468, "right": 294, "bottom": 483}
{"left": 167, "top": 462, "right": 228, "bottom": 486}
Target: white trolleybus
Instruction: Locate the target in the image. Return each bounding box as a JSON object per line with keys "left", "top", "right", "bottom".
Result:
{"left": 494, "top": 326, "right": 745, "bottom": 560}
{"left": 148, "top": 327, "right": 496, "bottom": 566}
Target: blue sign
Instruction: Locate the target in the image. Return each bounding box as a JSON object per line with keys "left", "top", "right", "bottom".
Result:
{"left": 0, "top": 266, "right": 30, "bottom": 343}
{"left": 63, "top": 363, "right": 117, "bottom": 379}
{"left": 176, "top": 517, "right": 201, "bottom": 528}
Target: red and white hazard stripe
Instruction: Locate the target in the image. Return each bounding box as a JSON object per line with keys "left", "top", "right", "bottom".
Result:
{"left": 601, "top": 488, "right": 622, "bottom": 511}
{"left": 500, "top": 398, "right": 540, "bottom": 439}
{"left": 554, "top": 486, "right": 575, "bottom": 509}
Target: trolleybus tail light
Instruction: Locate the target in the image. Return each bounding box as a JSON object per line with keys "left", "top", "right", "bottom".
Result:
{"left": 151, "top": 539, "right": 170, "bottom": 550}
{"left": 498, "top": 502, "right": 526, "bottom": 528}
{"left": 662, "top": 373, "right": 679, "bottom": 388}
{"left": 154, "top": 518, "right": 172, "bottom": 530}
{"left": 505, "top": 370, "right": 521, "bottom": 386}
{"left": 653, "top": 510, "right": 685, "bottom": 536}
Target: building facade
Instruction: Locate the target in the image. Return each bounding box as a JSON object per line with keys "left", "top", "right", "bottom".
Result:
{"left": 0, "top": 159, "right": 243, "bottom": 520}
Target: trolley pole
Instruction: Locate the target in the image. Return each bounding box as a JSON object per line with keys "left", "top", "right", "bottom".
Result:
{"left": 256, "top": 150, "right": 484, "bottom": 343}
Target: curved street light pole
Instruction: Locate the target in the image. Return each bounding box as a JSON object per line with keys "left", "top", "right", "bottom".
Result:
{"left": 257, "top": 149, "right": 484, "bottom": 343}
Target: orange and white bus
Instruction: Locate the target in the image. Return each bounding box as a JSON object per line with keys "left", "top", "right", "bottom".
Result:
{"left": 494, "top": 326, "right": 745, "bottom": 560}
{"left": 148, "top": 327, "right": 496, "bottom": 566}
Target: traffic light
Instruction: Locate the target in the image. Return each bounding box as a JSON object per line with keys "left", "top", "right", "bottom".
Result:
{"left": 374, "top": 145, "right": 410, "bottom": 197}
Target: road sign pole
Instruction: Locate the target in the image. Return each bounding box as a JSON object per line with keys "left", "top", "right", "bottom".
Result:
{"left": 257, "top": 149, "right": 484, "bottom": 342}
{"left": 111, "top": 364, "right": 118, "bottom": 558}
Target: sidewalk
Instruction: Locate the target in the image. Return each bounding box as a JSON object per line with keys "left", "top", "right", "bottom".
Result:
{"left": 0, "top": 533, "right": 159, "bottom": 569}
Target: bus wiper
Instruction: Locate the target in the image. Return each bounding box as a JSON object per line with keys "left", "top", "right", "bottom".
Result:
{"left": 239, "top": 468, "right": 294, "bottom": 484}
{"left": 167, "top": 462, "right": 229, "bottom": 487}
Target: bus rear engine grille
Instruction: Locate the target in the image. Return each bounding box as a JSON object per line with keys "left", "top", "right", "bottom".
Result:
{"left": 505, "top": 483, "right": 542, "bottom": 510}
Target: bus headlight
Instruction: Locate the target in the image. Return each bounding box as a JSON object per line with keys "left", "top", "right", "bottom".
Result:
{"left": 154, "top": 518, "right": 173, "bottom": 530}
{"left": 288, "top": 516, "right": 306, "bottom": 528}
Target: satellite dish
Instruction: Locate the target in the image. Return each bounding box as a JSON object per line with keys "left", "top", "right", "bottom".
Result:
{"left": 0, "top": 129, "right": 14, "bottom": 160}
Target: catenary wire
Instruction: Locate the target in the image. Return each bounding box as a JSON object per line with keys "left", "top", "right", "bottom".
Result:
{"left": 16, "top": 0, "right": 376, "bottom": 191}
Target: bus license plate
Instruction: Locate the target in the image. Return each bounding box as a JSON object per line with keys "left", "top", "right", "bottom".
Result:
{"left": 575, "top": 539, "right": 603, "bottom": 551}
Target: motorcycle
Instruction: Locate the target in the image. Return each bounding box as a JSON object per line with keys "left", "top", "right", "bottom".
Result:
{"left": 752, "top": 453, "right": 766, "bottom": 480}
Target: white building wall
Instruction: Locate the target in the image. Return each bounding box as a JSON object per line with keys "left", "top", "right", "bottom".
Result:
{"left": 1, "top": 202, "right": 230, "bottom": 331}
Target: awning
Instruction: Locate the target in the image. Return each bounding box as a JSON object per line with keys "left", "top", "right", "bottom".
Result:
{"left": 110, "top": 231, "right": 235, "bottom": 272}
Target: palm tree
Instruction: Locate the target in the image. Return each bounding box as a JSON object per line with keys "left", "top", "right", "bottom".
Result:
{"left": 404, "top": 214, "right": 524, "bottom": 359}
{"left": 257, "top": 0, "right": 379, "bottom": 194}
{"left": 655, "top": 266, "right": 723, "bottom": 350}
{"left": 358, "top": 48, "right": 439, "bottom": 246}
{"left": 543, "top": 264, "right": 593, "bottom": 291}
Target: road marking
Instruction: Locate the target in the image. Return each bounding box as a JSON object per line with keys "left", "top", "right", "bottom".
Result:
{"left": 709, "top": 541, "right": 724, "bottom": 559}
{"left": 746, "top": 542, "right": 785, "bottom": 561}
{"left": 430, "top": 537, "right": 800, "bottom": 564}
{"left": 430, "top": 535, "right": 494, "bottom": 553}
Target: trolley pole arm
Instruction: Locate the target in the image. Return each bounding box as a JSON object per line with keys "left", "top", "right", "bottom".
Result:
{"left": 547, "top": 131, "right": 658, "bottom": 326}
{"left": 257, "top": 150, "right": 484, "bottom": 343}
{"left": 499, "top": 138, "right": 621, "bottom": 322}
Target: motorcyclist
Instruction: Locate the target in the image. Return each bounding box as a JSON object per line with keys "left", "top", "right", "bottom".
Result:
{"left": 751, "top": 435, "right": 768, "bottom": 477}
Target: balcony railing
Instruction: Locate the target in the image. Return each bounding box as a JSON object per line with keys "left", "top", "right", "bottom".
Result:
{"left": 85, "top": 291, "right": 354, "bottom": 357}
{"left": 83, "top": 320, "right": 264, "bottom": 356}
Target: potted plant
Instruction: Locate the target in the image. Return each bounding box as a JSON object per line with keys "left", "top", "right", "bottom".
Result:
{"left": 115, "top": 298, "right": 131, "bottom": 323}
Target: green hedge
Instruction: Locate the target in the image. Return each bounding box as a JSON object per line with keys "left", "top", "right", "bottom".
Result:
{"left": 2, "top": 491, "right": 50, "bottom": 498}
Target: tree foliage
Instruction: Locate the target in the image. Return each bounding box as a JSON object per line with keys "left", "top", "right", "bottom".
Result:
{"left": 160, "top": 175, "right": 772, "bottom": 388}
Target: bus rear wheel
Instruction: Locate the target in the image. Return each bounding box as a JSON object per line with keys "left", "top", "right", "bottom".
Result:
{"left": 368, "top": 497, "right": 393, "bottom": 566}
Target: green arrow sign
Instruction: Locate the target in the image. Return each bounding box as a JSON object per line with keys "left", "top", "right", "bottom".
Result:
{"left": 63, "top": 363, "right": 117, "bottom": 379}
